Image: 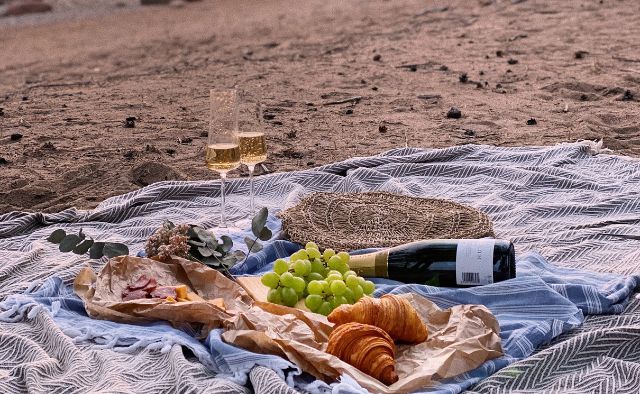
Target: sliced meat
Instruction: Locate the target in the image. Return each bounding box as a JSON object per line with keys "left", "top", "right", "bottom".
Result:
{"left": 150, "top": 286, "right": 177, "bottom": 299}
{"left": 122, "top": 289, "right": 149, "bottom": 301}
{"left": 141, "top": 277, "right": 158, "bottom": 293}
{"left": 128, "top": 275, "right": 152, "bottom": 290}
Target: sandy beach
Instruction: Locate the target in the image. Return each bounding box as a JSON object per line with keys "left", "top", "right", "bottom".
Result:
{"left": 1, "top": 0, "right": 639, "bottom": 214}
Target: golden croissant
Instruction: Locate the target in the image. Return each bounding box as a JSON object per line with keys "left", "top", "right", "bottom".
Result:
{"left": 326, "top": 322, "right": 399, "bottom": 386}
{"left": 328, "top": 294, "right": 428, "bottom": 343}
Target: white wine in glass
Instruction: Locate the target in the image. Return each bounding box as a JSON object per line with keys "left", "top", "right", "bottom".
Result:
{"left": 208, "top": 89, "right": 241, "bottom": 228}
{"left": 239, "top": 131, "right": 267, "bottom": 214}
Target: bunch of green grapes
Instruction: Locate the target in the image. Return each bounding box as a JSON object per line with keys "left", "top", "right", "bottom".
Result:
{"left": 260, "top": 242, "right": 376, "bottom": 315}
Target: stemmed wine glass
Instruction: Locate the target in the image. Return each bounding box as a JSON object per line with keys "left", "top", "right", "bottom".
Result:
{"left": 206, "top": 89, "right": 241, "bottom": 228}
{"left": 237, "top": 95, "right": 267, "bottom": 215}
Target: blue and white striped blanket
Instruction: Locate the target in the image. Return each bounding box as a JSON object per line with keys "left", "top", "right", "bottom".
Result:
{"left": 1, "top": 142, "right": 639, "bottom": 393}
{"left": 1, "top": 238, "right": 637, "bottom": 393}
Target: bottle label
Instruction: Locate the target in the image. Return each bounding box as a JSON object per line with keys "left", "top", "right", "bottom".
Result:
{"left": 348, "top": 250, "right": 390, "bottom": 278}
{"left": 456, "top": 239, "right": 495, "bottom": 285}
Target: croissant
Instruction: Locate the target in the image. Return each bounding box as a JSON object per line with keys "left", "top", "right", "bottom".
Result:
{"left": 326, "top": 322, "right": 399, "bottom": 386}
{"left": 327, "top": 294, "right": 428, "bottom": 343}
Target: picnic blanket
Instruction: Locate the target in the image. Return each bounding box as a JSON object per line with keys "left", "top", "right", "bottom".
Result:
{"left": 1, "top": 141, "right": 640, "bottom": 393}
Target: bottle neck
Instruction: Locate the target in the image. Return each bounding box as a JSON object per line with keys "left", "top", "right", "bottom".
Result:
{"left": 348, "top": 250, "right": 390, "bottom": 277}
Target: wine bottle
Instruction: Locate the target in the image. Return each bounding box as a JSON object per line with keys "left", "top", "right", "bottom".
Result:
{"left": 348, "top": 239, "right": 516, "bottom": 287}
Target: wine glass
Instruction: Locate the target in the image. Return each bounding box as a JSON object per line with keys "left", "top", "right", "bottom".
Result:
{"left": 237, "top": 93, "right": 267, "bottom": 216}
{"left": 207, "top": 89, "right": 241, "bottom": 228}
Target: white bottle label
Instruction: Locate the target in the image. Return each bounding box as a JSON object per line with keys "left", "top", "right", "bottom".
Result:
{"left": 456, "top": 239, "right": 495, "bottom": 286}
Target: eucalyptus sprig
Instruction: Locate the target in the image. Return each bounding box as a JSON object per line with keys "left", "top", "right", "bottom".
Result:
{"left": 46, "top": 229, "right": 129, "bottom": 259}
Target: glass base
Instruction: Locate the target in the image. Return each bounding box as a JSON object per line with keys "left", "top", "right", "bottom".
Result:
{"left": 208, "top": 225, "right": 244, "bottom": 235}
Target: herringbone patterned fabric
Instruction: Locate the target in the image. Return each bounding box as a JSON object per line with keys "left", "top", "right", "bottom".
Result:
{"left": 1, "top": 141, "right": 638, "bottom": 393}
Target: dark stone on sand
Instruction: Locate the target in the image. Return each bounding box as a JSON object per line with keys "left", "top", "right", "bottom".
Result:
{"left": 307, "top": 161, "right": 315, "bottom": 166}
{"left": 0, "top": 108, "right": 4, "bottom": 116}
{"left": 165, "top": 148, "right": 176, "bottom": 155}
{"left": 361, "top": 79, "right": 366, "bottom": 84}
{"left": 263, "top": 113, "right": 276, "bottom": 120}
{"left": 526, "top": 118, "right": 537, "bottom": 125}
{"left": 123, "top": 150, "right": 136, "bottom": 160}
{"left": 41, "top": 142, "right": 56, "bottom": 150}
{"left": 285, "top": 130, "right": 297, "bottom": 138}
{"left": 345, "top": 108, "right": 353, "bottom": 115}
{"left": 10, "top": 133, "right": 23, "bottom": 141}
{"left": 447, "top": 107, "right": 462, "bottom": 119}
{"left": 124, "top": 117, "right": 136, "bottom": 128}
{"left": 378, "top": 124, "right": 388, "bottom": 133}
{"left": 622, "top": 90, "right": 634, "bottom": 101}
{"left": 145, "top": 145, "right": 160, "bottom": 153}
{"left": 373, "top": 54, "right": 382, "bottom": 61}
{"left": 476, "top": 82, "right": 483, "bottom": 88}
{"left": 0, "top": 157, "right": 8, "bottom": 165}
{"left": 507, "top": 58, "right": 518, "bottom": 65}
{"left": 372, "top": 86, "right": 378, "bottom": 91}
{"left": 440, "top": 65, "right": 449, "bottom": 71}
{"left": 3, "top": 2, "right": 52, "bottom": 17}
{"left": 130, "top": 161, "right": 184, "bottom": 187}
{"left": 178, "top": 136, "right": 193, "bottom": 144}
{"left": 496, "top": 50, "right": 504, "bottom": 57}
{"left": 479, "top": 70, "right": 485, "bottom": 75}
{"left": 506, "top": 69, "right": 512, "bottom": 73}
{"left": 140, "top": 0, "right": 171, "bottom": 5}
{"left": 22, "top": 96, "right": 28, "bottom": 101}
{"left": 464, "top": 129, "right": 475, "bottom": 136}
{"left": 272, "top": 121, "right": 283, "bottom": 125}
{"left": 580, "top": 94, "right": 588, "bottom": 101}
{"left": 496, "top": 83, "right": 503, "bottom": 89}
{"left": 574, "top": 51, "right": 588, "bottom": 59}
{"left": 459, "top": 73, "right": 468, "bottom": 83}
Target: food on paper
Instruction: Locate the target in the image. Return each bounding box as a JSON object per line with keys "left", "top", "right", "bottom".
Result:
{"left": 328, "top": 294, "right": 428, "bottom": 343}
{"left": 326, "top": 322, "right": 399, "bottom": 386}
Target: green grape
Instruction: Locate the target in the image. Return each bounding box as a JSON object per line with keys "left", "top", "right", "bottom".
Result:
{"left": 357, "top": 276, "right": 366, "bottom": 286}
{"left": 351, "top": 285, "right": 364, "bottom": 301}
{"left": 296, "top": 249, "right": 308, "bottom": 260}
{"left": 307, "top": 248, "right": 321, "bottom": 259}
{"left": 331, "top": 295, "right": 348, "bottom": 309}
{"left": 328, "top": 255, "right": 342, "bottom": 271}
{"left": 273, "top": 259, "right": 289, "bottom": 275}
{"left": 322, "top": 280, "right": 331, "bottom": 294}
{"left": 322, "top": 248, "right": 336, "bottom": 262}
{"left": 305, "top": 241, "right": 319, "bottom": 250}
{"left": 280, "top": 272, "right": 295, "bottom": 288}
{"left": 289, "top": 251, "right": 301, "bottom": 262}
{"left": 317, "top": 301, "right": 332, "bottom": 316}
{"left": 307, "top": 280, "right": 324, "bottom": 295}
{"left": 327, "top": 270, "right": 341, "bottom": 277}
{"left": 326, "top": 273, "right": 343, "bottom": 283}
{"left": 267, "top": 288, "right": 282, "bottom": 304}
{"left": 345, "top": 275, "right": 360, "bottom": 289}
{"left": 261, "top": 272, "right": 280, "bottom": 289}
{"left": 305, "top": 294, "right": 323, "bottom": 311}
{"left": 310, "top": 260, "right": 325, "bottom": 274}
{"left": 343, "top": 287, "right": 355, "bottom": 304}
{"left": 343, "top": 270, "right": 357, "bottom": 279}
{"left": 294, "top": 260, "right": 310, "bottom": 276}
{"left": 330, "top": 280, "right": 347, "bottom": 296}
{"left": 304, "top": 259, "right": 312, "bottom": 273}
{"left": 362, "top": 280, "right": 376, "bottom": 295}
{"left": 292, "top": 277, "right": 306, "bottom": 294}
{"left": 335, "top": 262, "right": 349, "bottom": 274}
{"left": 337, "top": 251, "right": 350, "bottom": 265}
{"left": 352, "top": 284, "right": 364, "bottom": 301}
{"left": 307, "top": 272, "right": 324, "bottom": 282}
{"left": 281, "top": 287, "right": 298, "bottom": 307}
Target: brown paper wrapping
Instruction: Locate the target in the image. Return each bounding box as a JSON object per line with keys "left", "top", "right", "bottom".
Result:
{"left": 222, "top": 294, "right": 503, "bottom": 393}
{"left": 73, "top": 255, "right": 252, "bottom": 329}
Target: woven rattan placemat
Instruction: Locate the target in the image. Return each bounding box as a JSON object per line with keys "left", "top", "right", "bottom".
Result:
{"left": 278, "top": 192, "right": 494, "bottom": 250}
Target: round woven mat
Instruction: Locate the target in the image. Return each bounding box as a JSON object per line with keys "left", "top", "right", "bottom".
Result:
{"left": 279, "top": 192, "right": 494, "bottom": 250}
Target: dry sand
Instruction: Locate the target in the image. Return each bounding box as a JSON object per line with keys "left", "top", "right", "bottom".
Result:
{"left": 0, "top": 0, "right": 639, "bottom": 214}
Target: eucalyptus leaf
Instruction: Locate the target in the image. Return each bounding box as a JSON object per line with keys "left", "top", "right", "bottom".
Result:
{"left": 212, "top": 250, "right": 223, "bottom": 257}
{"left": 244, "top": 236, "right": 263, "bottom": 253}
{"left": 251, "top": 207, "right": 268, "bottom": 238}
{"left": 258, "top": 227, "right": 272, "bottom": 242}
{"left": 89, "top": 242, "right": 105, "bottom": 259}
{"left": 103, "top": 243, "right": 129, "bottom": 258}
{"left": 222, "top": 255, "right": 239, "bottom": 267}
{"left": 232, "top": 250, "right": 246, "bottom": 260}
{"left": 164, "top": 220, "right": 175, "bottom": 230}
{"left": 73, "top": 239, "right": 94, "bottom": 255}
{"left": 188, "top": 240, "right": 206, "bottom": 247}
{"left": 198, "top": 247, "right": 213, "bottom": 257}
{"left": 78, "top": 228, "right": 86, "bottom": 241}
{"left": 193, "top": 227, "right": 218, "bottom": 248}
{"left": 47, "top": 229, "right": 66, "bottom": 244}
{"left": 219, "top": 235, "right": 233, "bottom": 253}
{"left": 201, "top": 257, "right": 221, "bottom": 267}
{"left": 59, "top": 235, "right": 81, "bottom": 253}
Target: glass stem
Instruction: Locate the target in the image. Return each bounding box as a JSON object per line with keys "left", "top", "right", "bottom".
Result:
{"left": 248, "top": 165, "right": 255, "bottom": 215}
{"left": 220, "top": 172, "right": 227, "bottom": 228}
